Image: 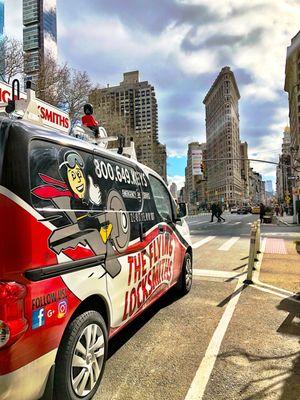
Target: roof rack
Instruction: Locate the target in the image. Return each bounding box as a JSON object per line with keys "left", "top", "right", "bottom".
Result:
{"left": 0, "top": 79, "right": 71, "bottom": 133}
{"left": 0, "top": 79, "right": 137, "bottom": 160}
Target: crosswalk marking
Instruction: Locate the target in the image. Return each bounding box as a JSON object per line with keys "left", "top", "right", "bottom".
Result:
{"left": 192, "top": 236, "right": 216, "bottom": 249}
{"left": 232, "top": 221, "right": 241, "bottom": 225}
{"left": 193, "top": 269, "right": 244, "bottom": 279}
{"left": 265, "top": 238, "right": 287, "bottom": 254}
{"left": 188, "top": 220, "right": 209, "bottom": 225}
{"left": 218, "top": 237, "right": 240, "bottom": 251}
{"left": 262, "top": 232, "right": 300, "bottom": 237}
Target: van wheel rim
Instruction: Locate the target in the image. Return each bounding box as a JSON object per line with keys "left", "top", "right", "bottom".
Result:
{"left": 71, "top": 323, "right": 105, "bottom": 397}
{"left": 185, "top": 257, "right": 192, "bottom": 288}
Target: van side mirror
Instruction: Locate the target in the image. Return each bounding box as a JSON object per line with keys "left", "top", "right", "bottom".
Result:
{"left": 177, "top": 202, "right": 188, "bottom": 219}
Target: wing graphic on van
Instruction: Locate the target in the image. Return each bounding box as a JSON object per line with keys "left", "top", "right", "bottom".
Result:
{"left": 32, "top": 176, "right": 130, "bottom": 278}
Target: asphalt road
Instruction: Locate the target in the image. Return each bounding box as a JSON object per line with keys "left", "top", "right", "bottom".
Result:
{"left": 94, "top": 213, "right": 300, "bottom": 400}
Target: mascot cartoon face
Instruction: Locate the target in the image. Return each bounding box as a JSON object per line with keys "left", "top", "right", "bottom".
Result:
{"left": 59, "top": 151, "right": 86, "bottom": 200}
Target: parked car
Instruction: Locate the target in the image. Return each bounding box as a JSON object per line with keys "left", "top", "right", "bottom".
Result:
{"left": 230, "top": 207, "right": 239, "bottom": 213}
{"left": 237, "top": 207, "right": 249, "bottom": 214}
{"left": 251, "top": 206, "right": 261, "bottom": 214}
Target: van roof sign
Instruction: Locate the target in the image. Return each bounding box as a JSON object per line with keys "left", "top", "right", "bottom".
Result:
{"left": 0, "top": 80, "right": 71, "bottom": 134}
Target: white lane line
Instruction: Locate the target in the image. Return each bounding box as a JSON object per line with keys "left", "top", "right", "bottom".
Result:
{"left": 188, "top": 220, "right": 209, "bottom": 225}
{"left": 193, "top": 269, "right": 244, "bottom": 279}
{"left": 232, "top": 221, "right": 242, "bottom": 225}
{"left": 261, "top": 232, "right": 300, "bottom": 237}
{"left": 192, "top": 236, "right": 216, "bottom": 249}
{"left": 218, "top": 237, "right": 240, "bottom": 251}
{"left": 250, "top": 284, "right": 295, "bottom": 300}
{"left": 185, "top": 276, "right": 244, "bottom": 400}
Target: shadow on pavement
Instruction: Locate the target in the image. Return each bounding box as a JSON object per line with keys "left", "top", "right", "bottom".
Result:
{"left": 218, "top": 348, "right": 300, "bottom": 400}
{"left": 217, "top": 294, "right": 300, "bottom": 399}
{"left": 277, "top": 294, "right": 300, "bottom": 400}
{"left": 225, "top": 271, "right": 246, "bottom": 283}
{"left": 217, "top": 284, "right": 248, "bottom": 307}
{"left": 107, "top": 287, "right": 183, "bottom": 359}
{"left": 233, "top": 263, "right": 248, "bottom": 271}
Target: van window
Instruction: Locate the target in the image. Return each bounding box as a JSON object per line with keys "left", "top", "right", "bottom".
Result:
{"left": 148, "top": 175, "right": 173, "bottom": 221}
{"left": 93, "top": 153, "right": 143, "bottom": 213}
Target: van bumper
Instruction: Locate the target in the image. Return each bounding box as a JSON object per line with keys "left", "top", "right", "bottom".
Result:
{"left": 0, "top": 349, "right": 57, "bottom": 400}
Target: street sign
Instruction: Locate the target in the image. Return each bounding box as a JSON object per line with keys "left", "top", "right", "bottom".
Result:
{"left": 288, "top": 176, "right": 295, "bottom": 180}
{"left": 0, "top": 81, "right": 71, "bottom": 133}
{"left": 191, "top": 149, "right": 203, "bottom": 176}
{"left": 285, "top": 195, "right": 291, "bottom": 204}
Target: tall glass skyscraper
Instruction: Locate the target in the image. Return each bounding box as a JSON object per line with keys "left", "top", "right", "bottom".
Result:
{"left": 23, "top": 0, "right": 57, "bottom": 82}
{"left": 0, "top": 0, "right": 4, "bottom": 37}
{"left": 0, "top": 0, "right": 5, "bottom": 81}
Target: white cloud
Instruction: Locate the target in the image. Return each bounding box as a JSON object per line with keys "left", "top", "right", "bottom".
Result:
{"left": 176, "top": 48, "right": 218, "bottom": 75}
{"left": 175, "top": 0, "right": 300, "bottom": 101}
{"left": 247, "top": 105, "right": 289, "bottom": 179}
{"left": 3, "top": 0, "right": 297, "bottom": 183}
{"left": 5, "top": 0, "right": 22, "bottom": 40}
{"left": 240, "top": 83, "right": 279, "bottom": 102}
{"left": 43, "top": 0, "right": 56, "bottom": 13}
{"left": 167, "top": 175, "right": 185, "bottom": 189}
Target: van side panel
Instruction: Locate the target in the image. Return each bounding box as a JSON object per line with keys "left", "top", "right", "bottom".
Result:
{"left": 106, "top": 169, "right": 188, "bottom": 331}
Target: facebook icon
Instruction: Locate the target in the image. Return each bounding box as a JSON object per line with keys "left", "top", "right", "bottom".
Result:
{"left": 32, "top": 308, "right": 45, "bottom": 330}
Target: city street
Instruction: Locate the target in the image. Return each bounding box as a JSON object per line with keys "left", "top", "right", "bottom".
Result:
{"left": 95, "top": 213, "right": 300, "bottom": 400}
{"left": 1, "top": 3, "right": 300, "bottom": 400}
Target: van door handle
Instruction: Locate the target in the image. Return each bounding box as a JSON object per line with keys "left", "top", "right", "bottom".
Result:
{"left": 158, "top": 224, "right": 164, "bottom": 234}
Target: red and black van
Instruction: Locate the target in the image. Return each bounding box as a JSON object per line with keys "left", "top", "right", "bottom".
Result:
{"left": 0, "top": 116, "right": 192, "bottom": 400}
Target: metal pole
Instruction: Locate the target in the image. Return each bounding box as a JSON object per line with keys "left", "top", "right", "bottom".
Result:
{"left": 244, "top": 224, "right": 257, "bottom": 284}
{"left": 255, "top": 220, "right": 261, "bottom": 256}
{"left": 202, "top": 157, "right": 279, "bottom": 166}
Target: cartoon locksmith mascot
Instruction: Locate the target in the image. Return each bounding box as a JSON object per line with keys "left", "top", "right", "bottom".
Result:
{"left": 32, "top": 149, "right": 130, "bottom": 277}
{"left": 58, "top": 151, "right": 112, "bottom": 244}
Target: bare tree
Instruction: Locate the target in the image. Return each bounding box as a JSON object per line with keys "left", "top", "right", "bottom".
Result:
{"left": 61, "top": 69, "right": 92, "bottom": 125}
{"left": 0, "top": 36, "right": 25, "bottom": 84}
{"left": 36, "top": 53, "right": 93, "bottom": 126}
{"left": 35, "top": 52, "right": 69, "bottom": 106}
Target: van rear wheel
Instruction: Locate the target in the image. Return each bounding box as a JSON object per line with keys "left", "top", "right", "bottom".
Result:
{"left": 176, "top": 252, "right": 193, "bottom": 295}
{"left": 54, "top": 311, "right": 108, "bottom": 400}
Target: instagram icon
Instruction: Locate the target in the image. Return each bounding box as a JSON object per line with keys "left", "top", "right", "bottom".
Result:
{"left": 57, "top": 300, "right": 68, "bottom": 319}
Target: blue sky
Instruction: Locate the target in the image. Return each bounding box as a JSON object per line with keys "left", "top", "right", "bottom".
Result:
{"left": 5, "top": 0, "right": 300, "bottom": 189}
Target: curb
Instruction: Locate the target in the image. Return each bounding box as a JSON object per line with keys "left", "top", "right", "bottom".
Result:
{"left": 276, "top": 216, "right": 298, "bottom": 227}
{"left": 253, "top": 237, "right": 300, "bottom": 300}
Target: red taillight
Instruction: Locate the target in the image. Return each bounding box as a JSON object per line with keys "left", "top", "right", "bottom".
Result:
{"left": 0, "top": 282, "right": 28, "bottom": 349}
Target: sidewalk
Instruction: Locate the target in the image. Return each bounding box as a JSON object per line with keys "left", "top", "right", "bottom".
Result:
{"left": 259, "top": 237, "right": 300, "bottom": 293}
{"left": 276, "top": 214, "right": 299, "bottom": 226}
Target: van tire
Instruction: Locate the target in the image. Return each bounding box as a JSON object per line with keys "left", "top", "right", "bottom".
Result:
{"left": 176, "top": 252, "right": 193, "bottom": 295}
{"left": 54, "top": 311, "right": 108, "bottom": 400}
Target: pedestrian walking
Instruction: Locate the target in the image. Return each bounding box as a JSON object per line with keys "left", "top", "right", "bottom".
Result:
{"left": 280, "top": 204, "right": 284, "bottom": 217}
{"left": 217, "top": 203, "right": 225, "bottom": 222}
{"left": 210, "top": 203, "right": 218, "bottom": 222}
{"left": 260, "top": 203, "right": 266, "bottom": 223}
{"left": 275, "top": 205, "right": 280, "bottom": 216}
